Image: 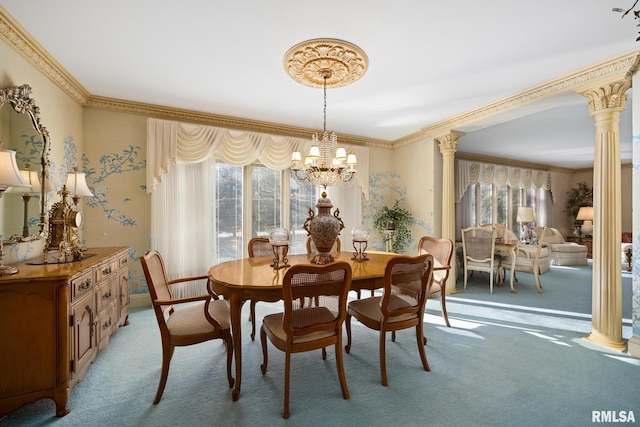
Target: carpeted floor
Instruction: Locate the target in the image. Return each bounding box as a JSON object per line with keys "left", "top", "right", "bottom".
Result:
{"left": 2, "top": 263, "right": 638, "bottom": 427}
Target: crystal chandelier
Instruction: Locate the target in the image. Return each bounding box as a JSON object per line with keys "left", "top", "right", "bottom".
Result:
{"left": 291, "top": 71, "right": 357, "bottom": 188}
{"left": 284, "top": 38, "right": 368, "bottom": 189}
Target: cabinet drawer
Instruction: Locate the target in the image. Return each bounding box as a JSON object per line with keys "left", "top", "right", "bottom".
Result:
{"left": 96, "top": 280, "right": 117, "bottom": 314}
{"left": 118, "top": 253, "right": 129, "bottom": 269}
{"left": 71, "top": 270, "right": 93, "bottom": 303}
{"left": 96, "top": 302, "right": 117, "bottom": 350}
{"left": 96, "top": 260, "right": 118, "bottom": 283}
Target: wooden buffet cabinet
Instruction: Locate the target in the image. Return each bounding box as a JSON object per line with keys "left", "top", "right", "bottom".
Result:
{"left": 0, "top": 247, "right": 130, "bottom": 417}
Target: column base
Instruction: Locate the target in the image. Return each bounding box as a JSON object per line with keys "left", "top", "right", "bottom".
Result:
{"left": 583, "top": 330, "right": 628, "bottom": 352}
{"left": 627, "top": 335, "right": 640, "bottom": 359}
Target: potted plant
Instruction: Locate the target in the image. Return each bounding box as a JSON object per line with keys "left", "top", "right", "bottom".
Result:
{"left": 373, "top": 200, "right": 414, "bottom": 253}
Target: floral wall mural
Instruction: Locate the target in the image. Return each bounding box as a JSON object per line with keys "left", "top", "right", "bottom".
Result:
{"left": 362, "top": 171, "right": 433, "bottom": 253}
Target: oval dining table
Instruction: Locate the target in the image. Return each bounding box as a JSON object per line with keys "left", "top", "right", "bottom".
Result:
{"left": 208, "top": 250, "right": 402, "bottom": 401}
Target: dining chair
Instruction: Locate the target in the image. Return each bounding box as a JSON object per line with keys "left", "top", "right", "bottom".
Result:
{"left": 461, "top": 226, "right": 499, "bottom": 294}
{"left": 248, "top": 237, "right": 273, "bottom": 341}
{"left": 259, "top": 261, "right": 352, "bottom": 419}
{"left": 140, "top": 250, "right": 233, "bottom": 404}
{"left": 345, "top": 254, "right": 433, "bottom": 386}
{"left": 418, "top": 236, "right": 454, "bottom": 327}
{"left": 500, "top": 226, "right": 547, "bottom": 293}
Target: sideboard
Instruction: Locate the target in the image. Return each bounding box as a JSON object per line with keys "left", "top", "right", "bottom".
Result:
{"left": 0, "top": 247, "right": 130, "bottom": 417}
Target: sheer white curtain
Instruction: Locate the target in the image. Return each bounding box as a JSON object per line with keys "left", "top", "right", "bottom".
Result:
{"left": 147, "top": 118, "right": 369, "bottom": 294}
{"left": 152, "top": 158, "right": 215, "bottom": 294}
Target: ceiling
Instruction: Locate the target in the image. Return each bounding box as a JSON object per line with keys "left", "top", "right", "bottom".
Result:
{"left": 1, "top": 1, "right": 638, "bottom": 168}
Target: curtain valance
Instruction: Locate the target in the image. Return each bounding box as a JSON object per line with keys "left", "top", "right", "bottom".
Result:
{"left": 456, "top": 159, "right": 553, "bottom": 203}
{"left": 147, "top": 118, "right": 369, "bottom": 197}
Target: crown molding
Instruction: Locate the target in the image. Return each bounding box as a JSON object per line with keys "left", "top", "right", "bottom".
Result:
{"left": 86, "top": 95, "right": 392, "bottom": 148}
{"left": 393, "top": 48, "right": 640, "bottom": 145}
{"left": 456, "top": 152, "right": 576, "bottom": 173}
{"left": 0, "top": 7, "right": 90, "bottom": 104}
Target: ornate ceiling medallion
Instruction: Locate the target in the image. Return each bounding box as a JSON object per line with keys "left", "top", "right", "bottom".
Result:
{"left": 283, "top": 38, "right": 368, "bottom": 88}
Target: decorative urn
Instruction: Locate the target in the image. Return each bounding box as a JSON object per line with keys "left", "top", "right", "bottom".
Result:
{"left": 303, "top": 191, "right": 344, "bottom": 264}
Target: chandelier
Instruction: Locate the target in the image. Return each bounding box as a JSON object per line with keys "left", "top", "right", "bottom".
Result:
{"left": 284, "top": 38, "right": 368, "bottom": 189}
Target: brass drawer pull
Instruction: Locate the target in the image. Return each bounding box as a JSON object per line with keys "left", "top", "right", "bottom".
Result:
{"left": 79, "top": 278, "right": 92, "bottom": 291}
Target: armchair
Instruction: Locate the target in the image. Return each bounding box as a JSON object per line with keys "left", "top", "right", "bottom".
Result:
{"left": 535, "top": 227, "right": 587, "bottom": 266}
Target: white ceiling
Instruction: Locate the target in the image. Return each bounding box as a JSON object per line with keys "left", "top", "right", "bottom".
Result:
{"left": 1, "top": 0, "right": 637, "bottom": 168}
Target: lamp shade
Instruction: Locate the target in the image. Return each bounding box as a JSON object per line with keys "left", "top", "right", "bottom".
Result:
{"left": 576, "top": 206, "right": 593, "bottom": 221}
{"left": 0, "top": 148, "right": 29, "bottom": 189}
{"left": 65, "top": 171, "right": 94, "bottom": 197}
{"left": 516, "top": 207, "right": 535, "bottom": 223}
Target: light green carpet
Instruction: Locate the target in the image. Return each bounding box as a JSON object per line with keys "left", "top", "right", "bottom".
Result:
{"left": 2, "top": 263, "right": 637, "bottom": 427}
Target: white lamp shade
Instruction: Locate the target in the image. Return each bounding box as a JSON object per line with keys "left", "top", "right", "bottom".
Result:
{"left": 576, "top": 206, "right": 593, "bottom": 221}
{"left": 65, "top": 171, "right": 94, "bottom": 197}
{"left": 291, "top": 151, "right": 302, "bottom": 162}
{"left": 9, "top": 169, "right": 40, "bottom": 193}
{"left": 335, "top": 147, "right": 347, "bottom": 160}
{"left": 516, "top": 207, "right": 535, "bottom": 223}
{"left": 0, "top": 149, "right": 29, "bottom": 188}
{"left": 346, "top": 153, "right": 357, "bottom": 165}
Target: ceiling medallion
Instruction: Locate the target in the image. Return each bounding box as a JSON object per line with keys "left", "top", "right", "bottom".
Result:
{"left": 283, "top": 38, "right": 368, "bottom": 88}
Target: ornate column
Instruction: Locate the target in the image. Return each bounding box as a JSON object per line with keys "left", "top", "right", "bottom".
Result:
{"left": 437, "top": 131, "right": 464, "bottom": 291}
{"left": 581, "top": 80, "right": 630, "bottom": 351}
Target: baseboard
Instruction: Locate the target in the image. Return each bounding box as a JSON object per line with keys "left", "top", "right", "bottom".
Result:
{"left": 628, "top": 335, "right": 640, "bottom": 359}
{"left": 130, "top": 293, "right": 151, "bottom": 309}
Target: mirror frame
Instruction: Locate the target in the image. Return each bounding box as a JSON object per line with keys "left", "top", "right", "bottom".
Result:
{"left": 0, "top": 84, "right": 50, "bottom": 241}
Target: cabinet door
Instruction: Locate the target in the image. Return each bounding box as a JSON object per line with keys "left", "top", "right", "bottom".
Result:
{"left": 70, "top": 291, "right": 96, "bottom": 384}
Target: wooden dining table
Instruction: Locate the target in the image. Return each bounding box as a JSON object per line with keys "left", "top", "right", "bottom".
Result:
{"left": 208, "top": 250, "right": 444, "bottom": 401}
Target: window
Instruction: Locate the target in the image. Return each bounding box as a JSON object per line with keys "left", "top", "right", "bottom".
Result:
{"left": 216, "top": 163, "right": 243, "bottom": 262}
{"left": 215, "top": 162, "right": 328, "bottom": 262}
{"left": 459, "top": 182, "right": 552, "bottom": 236}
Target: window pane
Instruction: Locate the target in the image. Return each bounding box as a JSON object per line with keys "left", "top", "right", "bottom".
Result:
{"left": 216, "top": 163, "right": 243, "bottom": 262}
{"left": 252, "top": 166, "right": 281, "bottom": 237}
{"left": 496, "top": 184, "right": 507, "bottom": 225}
{"left": 289, "top": 176, "right": 319, "bottom": 254}
{"left": 479, "top": 184, "right": 492, "bottom": 225}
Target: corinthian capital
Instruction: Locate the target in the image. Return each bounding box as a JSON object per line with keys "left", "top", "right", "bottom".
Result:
{"left": 581, "top": 80, "right": 631, "bottom": 115}
{"left": 436, "top": 131, "right": 464, "bottom": 154}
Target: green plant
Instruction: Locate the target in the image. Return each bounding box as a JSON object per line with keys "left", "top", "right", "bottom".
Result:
{"left": 373, "top": 200, "right": 414, "bottom": 253}
{"left": 564, "top": 181, "right": 593, "bottom": 221}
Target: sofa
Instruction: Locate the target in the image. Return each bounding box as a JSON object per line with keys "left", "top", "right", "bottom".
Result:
{"left": 536, "top": 227, "right": 588, "bottom": 266}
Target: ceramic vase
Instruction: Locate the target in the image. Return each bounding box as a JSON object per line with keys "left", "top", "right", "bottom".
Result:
{"left": 303, "top": 191, "right": 344, "bottom": 264}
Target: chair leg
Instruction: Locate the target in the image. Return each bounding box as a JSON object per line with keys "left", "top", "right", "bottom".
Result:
{"left": 440, "top": 294, "right": 451, "bottom": 327}
{"left": 379, "top": 329, "right": 388, "bottom": 386}
{"left": 335, "top": 338, "right": 350, "bottom": 400}
{"left": 322, "top": 347, "right": 327, "bottom": 360}
{"left": 416, "top": 323, "right": 430, "bottom": 372}
{"left": 224, "top": 333, "right": 234, "bottom": 388}
{"left": 260, "top": 325, "right": 269, "bottom": 375}
{"left": 284, "top": 351, "right": 291, "bottom": 419}
{"left": 391, "top": 331, "right": 396, "bottom": 342}
{"left": 250, "top": 300, "right": 257, "bottom": 341}
{"left": 344, "top": 314, "right": 353, "bottom": 353}
{"left": 154, "top": 344, "right": 174, "bottom": 404}
{"left": 534, "top": 270, "right": 542, "bottom": 294}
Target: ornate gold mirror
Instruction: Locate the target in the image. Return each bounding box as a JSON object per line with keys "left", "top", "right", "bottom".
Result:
{"left": 0, "top": 84, "right": 50, "bottom": 241}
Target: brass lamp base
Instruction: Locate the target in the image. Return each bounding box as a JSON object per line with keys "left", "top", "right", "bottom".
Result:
{"left": 0, "top": 265, "right": 18, "bottom": 275}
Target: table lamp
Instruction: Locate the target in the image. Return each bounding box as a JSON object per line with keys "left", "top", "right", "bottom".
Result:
{"left": 516, "top": 207, "right": 535, "bottom": 243}
{"left": 0, "top": 144, "right": 30, "bottom": 275}
{"left": 576, "top": 206, "right": 594, "bottom": 243}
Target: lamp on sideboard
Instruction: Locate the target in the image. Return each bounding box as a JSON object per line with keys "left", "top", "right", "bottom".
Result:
{"left": 516, "top": 206, "right": 535, "bottom": 244}
{"left": 0, "top": 143, "right": 30, "bottom": 275}
{"left": 576, "top": 206, "right": 594, "bottom": 243}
